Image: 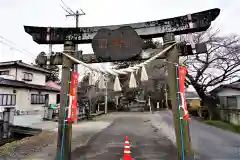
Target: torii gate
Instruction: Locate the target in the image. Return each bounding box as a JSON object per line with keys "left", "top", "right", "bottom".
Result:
{"left": 24, "top": 8, "right": 220, "bottom": 160}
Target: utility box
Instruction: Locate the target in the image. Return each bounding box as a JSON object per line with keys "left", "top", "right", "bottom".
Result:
{"left": 43, "top": 104, "right": 59, "bottom": 121}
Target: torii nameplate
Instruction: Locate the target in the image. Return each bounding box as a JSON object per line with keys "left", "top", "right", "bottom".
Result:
{"left": 24, "top": 8, "right": 220, "bottom": 44}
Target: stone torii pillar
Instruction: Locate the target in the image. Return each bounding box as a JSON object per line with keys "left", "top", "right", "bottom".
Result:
{"left": 163, "top": 33, "right": 194, "bottom": 160}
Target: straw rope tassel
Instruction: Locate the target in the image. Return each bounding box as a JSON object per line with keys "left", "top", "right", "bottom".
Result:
{"left": 140, "top": 65, "right": 148, "bottom": 81}
{"left": 88, "top": 72, "right": 94, "bottom": 86}
{"left": 113, "top": 75, "right": 122, "bottom": 92}
{"left": 98, "top": 74, "right": 106, "bottom": 89}
{"left": 129, "top": 72, "right": 137, "bottom": 88}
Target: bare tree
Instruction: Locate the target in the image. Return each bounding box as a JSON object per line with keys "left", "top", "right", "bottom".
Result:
{"left": 184, "top": 28, "right": 240, "bottom": 119}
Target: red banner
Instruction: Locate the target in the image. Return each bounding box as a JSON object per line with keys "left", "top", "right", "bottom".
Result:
{"left": 66, "top": 71, "right": 79, "bottom": 122}
{"left": 178, "top": 66, "right": 189, "bottom": 120}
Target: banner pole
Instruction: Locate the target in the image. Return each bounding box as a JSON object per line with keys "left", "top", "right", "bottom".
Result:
{"left": 175, "top": 65, "right": 185, "bottom": 160}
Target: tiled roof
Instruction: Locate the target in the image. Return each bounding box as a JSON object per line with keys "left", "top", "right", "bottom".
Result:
{"left": 0, "top": 60, "right": 50, "bottom": 73}
{"left": 0, "top": 78, "right": 59, "bottom": 92}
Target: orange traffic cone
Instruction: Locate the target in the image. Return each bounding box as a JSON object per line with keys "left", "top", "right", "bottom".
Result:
{"left": 123, "top": 136, "right": 132, "bottom": 160}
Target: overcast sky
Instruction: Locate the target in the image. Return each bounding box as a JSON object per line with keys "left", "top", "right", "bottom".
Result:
{"left": 0, "top": 0, "right": 239, "bottom": 64}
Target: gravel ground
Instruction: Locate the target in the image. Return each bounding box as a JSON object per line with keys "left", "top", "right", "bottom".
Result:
{"left": 0, "top": 131, "right": 56, "bottom": 160}
{"left": 0, "top": 120, "right": 111, "bottom": 160}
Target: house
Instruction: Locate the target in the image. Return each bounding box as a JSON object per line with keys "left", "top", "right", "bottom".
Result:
{"left": 210, "top": 81, "right": 240, "bottom": 125}
{"left": 185, "top": 91, "right": 201, "bottom": 108}
{"left": 0, "top": 60, "right": 60, "bottom": 115}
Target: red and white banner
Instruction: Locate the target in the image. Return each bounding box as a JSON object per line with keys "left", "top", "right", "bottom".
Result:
{"left": 66, "top": 72, "right": 79, "bottom": 121}
{"left": 178, "top": 66, "right": 189, "bottom": 120}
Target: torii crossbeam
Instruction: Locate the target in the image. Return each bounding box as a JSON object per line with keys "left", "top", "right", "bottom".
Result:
{"left": 24, "top": 8, "right": 220, "bottom": 44}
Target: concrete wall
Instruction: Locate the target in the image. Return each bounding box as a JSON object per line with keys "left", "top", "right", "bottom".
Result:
{"left": 220, "top": 109, "right": 240, "bottom": 126}
{"left": 0, "top": 86, "right": 58, "bottom": 113}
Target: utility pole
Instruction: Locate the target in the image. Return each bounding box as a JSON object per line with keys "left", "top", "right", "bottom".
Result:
{"left": 164, "top": 33, "right": 193, "bottom": 160}
{"left": 56, "top": 41, "right": 75, "bottom": 160}
{"left": 65, "top": 8, "right": 85, "bottom": 58}
{"left": 64, "top": 8, "right": 85, "bottom": 123}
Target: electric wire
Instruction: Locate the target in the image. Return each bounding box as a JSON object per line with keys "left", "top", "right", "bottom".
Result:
{"left": 60, "top": 0, "right": 75, "bottom": 14}
{"left": 0, "top": 36, "right": 36, "bottom": 60}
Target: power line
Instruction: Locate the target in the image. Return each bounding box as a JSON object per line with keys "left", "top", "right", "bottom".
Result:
{"left": 60, "top": 0, "right": 75, "bottom": 14}
{"left": 0, "top": 36, "right": 36, "bottom": 57}
{"left": 0, "top": 38, "right": 35, "bottom": 60}
{"left": 0, "top": 40, "right": 35, "bottom": 59}
{"left": 60, "top": 0, "right": 86, "bottom": 18}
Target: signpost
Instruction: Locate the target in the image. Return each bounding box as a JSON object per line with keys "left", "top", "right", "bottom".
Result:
{"left": 92, "top": 26, "right": 143, "bottom": 61}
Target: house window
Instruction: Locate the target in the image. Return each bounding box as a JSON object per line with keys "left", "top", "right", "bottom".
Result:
{"left": 23, "top": 72, "right": 33, "bottom": 81}
{"left": 31, "top": 94, "right": 45, "bottom": 104}
{"left": 0, "top": 70, "right": 9, "bottom": 75}
{"left": 0, "top": 94, "right": 16, "bottom": 106}
{"left": 226, "top": 96, "right": 237, "bottom": 108}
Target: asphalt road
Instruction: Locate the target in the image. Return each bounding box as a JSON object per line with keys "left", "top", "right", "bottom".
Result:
{"left": 155, "top": 110, "right": 240, "bottom": 160}
{"left": 71, "top": 115, "right": 178, "bottom": 160}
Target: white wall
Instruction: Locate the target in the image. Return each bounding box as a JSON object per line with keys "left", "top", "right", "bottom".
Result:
{"left": 16, "top": 68, "right": 46, "bottom": 85}
{"left": 0, "top": 68, "right": 16, "bottom": 80}
{"left": 0, "top": 86, "right": 58, "bottom": 112}
{"left": 30, "top": 90, "right": 57, "bottom": 106}
{"left": 217, "top": 88, "right": 240, "bottom": 109}
{"left": 0, "top": 67, "right": 46, "bottom": 85}
{"left": 0, "top": 87, "right": 16, "bottom": 108}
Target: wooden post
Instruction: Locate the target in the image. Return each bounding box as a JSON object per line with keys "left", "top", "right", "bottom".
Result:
{"left": 163, "top": 33, "right": 193, "bottom": 160}
{"left": 56, "top": 41, "right": 75, "bottom": 160}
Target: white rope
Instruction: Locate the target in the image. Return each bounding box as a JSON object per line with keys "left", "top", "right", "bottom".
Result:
{"left": 62, "top": 42, "right": 177, "bottom": 76}
{"left": 112, "top": 42, "right": 177, "bottom": 74}
{"left": 62, "top": 51, "right": 107, "bottom": 74}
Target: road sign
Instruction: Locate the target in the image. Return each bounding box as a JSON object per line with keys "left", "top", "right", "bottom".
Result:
{"left": 92, "top": 26, "right": 143, "bottom": 61}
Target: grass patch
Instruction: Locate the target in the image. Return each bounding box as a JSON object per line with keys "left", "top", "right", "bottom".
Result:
{"left": 204, "top": 120, "right": 240, "bottom": 134}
